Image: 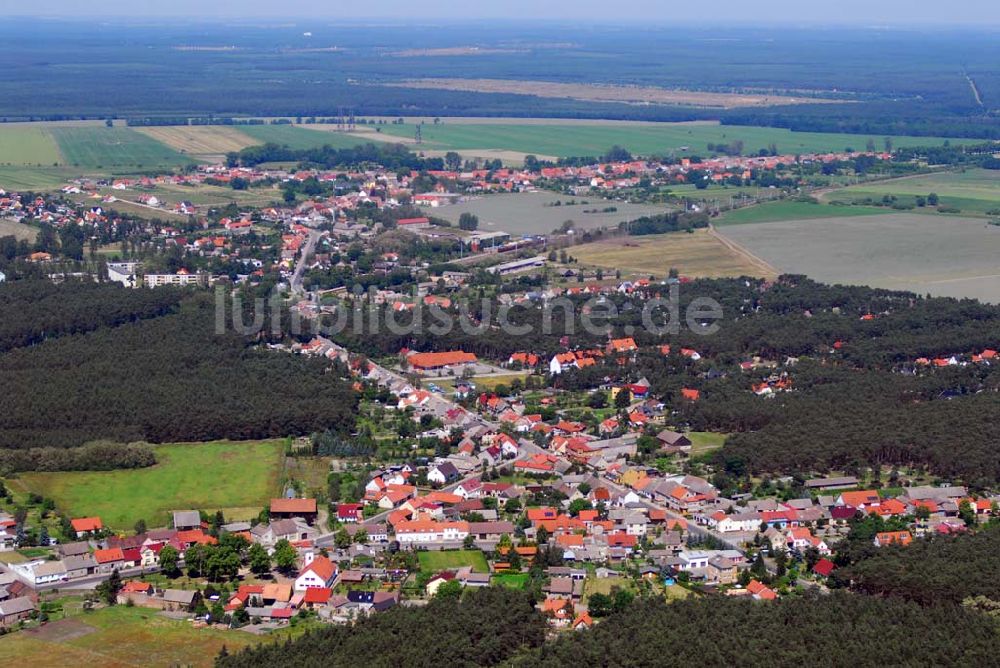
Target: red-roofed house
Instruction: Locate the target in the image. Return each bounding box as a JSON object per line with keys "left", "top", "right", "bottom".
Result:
{"left": 71, "top": 517, "right": 103, "bottom": 538}
{"left": 747, "top": 579, "right": 777, "bottom": 600}
{"left": 295, "top": 555, "right": 338, "bottom": 591}
{"left": 812, "top": 558, "right": 836, "bottom": 577}
{"left": 270, "top": 498, "right": 318, "bottom": 523}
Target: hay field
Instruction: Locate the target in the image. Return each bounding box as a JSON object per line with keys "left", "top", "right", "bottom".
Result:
{"left": 0, "top": 219, "right": 38, "bottom": 242}
{"left": 572, "top": 228, "right": 776, "bottom": 279}
{"left": 0, "top": 125, "right": 63, "bottom": 166}
{"left": 135, "top": 126, "right": 258, "bottom": 158}
{"left": 718, "top": 213, "right": 1000, "bottom": 303}
{"left": 390, "top": 78, "right": 840, "bottom": 108}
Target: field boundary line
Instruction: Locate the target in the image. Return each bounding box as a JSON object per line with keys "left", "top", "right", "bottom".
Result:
{"left": 709, "top": 223, "right": 779, "bottom": 277}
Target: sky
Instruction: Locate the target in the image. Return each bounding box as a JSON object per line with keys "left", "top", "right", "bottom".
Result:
{"left": 5, "top": 1, "right": 1000, "bottom": 26}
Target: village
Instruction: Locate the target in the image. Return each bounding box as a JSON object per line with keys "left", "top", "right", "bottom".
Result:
{"left": 0, "top": 140, "right": 994, "bottom": 643}
{"left": 0, "top": 144, "right": 897, "bottom": 291}
{"left": 1, "top": 312, "right": 995, "bottom": 633}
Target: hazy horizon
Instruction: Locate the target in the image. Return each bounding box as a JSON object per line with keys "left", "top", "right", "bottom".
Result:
{"left": 4, "top": 1, "right": 1000, "bottom": 26}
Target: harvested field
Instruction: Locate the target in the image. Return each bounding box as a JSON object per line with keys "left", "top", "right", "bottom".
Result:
{"left": 572, "top": 228, "right": 777, "bottom": 279}
{"left": 718, "top": 213, "right": 1000, "bottom": 303}
{"left": 0, "top": 219, "right": 38, "bottom": 242}
{"left": 389, "top": 78, "right": 841, "bottom": 108}
{"left": 134, "top": 126, "right": 257, "bottom": 158}
{"left": 432, "top": 191, "right": 668, "bottom": 236}
{"left": 390, "top": 47, "right": 526, "bottom": 57}
{"left": 24, "top": 618, "right": 96, "bottom": 643}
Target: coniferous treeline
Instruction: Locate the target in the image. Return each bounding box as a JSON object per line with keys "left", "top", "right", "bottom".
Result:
{"left": 0, "top": 286, "right": 358, "bottom": 450}
{"left": 0, "top": 280, "right": 186, "bottom": 353}
{"left": 514, "top": 595, "right": 998, "bottom": 667}
{"left": 0, "top": 441, "right": 155, "bottom": 476}
{"left": 218, "top": 589, "right": 999, "bottom": 668}
{"left": 216, "top": 588, "right": 546, "bottom": 668}
{"left": 833, "top": 524, "right": 1000, "bottom": 606}
{"left": 227, "top": 141, "right": 445, "bottom": 171}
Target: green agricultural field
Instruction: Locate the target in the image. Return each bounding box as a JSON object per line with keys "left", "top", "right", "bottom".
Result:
{"left": 16, "top": 440, "right": 284, "bottom": 529}
{"left": 0, "top": 166, "right": 84, "bottom": 191}
{"left": 377, "top": 121, "right": 968, "bottom": 159}
{"left": 239, "top": 124, "right": 383, "bottom": 151}
{"left": 0, "top": 605, "right": 292, "bottom": 667}
{"left": 50, "top": 126, "right": 193, "bottom": 171}
{"left": 0, "top": 125, "right": 63, "bottom": 166}
{"left": 824, "top": 169, "right": 1000, "bottom": 217}
{"left": 417, "top": 549, "right": 490, "bottom": 573}
{"left": 716, "top": 199, "right": 887, "bottom": 225}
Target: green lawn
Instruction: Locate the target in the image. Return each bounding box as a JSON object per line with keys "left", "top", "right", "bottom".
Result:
{"left": 492, "top": 573, "right": 530, "bottom": 589}
{"left": 239, "top": 125, "right": 379, "bottom": 151}
{"left": 0, "top": 604, "right": 292, "bottom": 668}
{"left": 50, "top": 127, "right": 193, "bottom": 171}
{"left": 16, "top": 440, "right": 284, "bottom": 529}
{"left": 583, "top": 576, "right": 634, "bottom": 602}
{"left": 417, "top": 549, "right": 489, "bottom": 573}
{"left": 716, "top": 200, "right": 887, "bottom": 225}
{"left": 377, "top": 122, "right": 968, "bottom": 159}
{"left": 687, "top": 431, "right": 728, "bottom": 457}
{"left": 0, "top": 126, "right": 63, "bottom": 166}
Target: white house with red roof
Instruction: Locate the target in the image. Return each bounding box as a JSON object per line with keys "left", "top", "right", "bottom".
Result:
{"left": 294, "top": 555, "right": 338, "bottom": 591}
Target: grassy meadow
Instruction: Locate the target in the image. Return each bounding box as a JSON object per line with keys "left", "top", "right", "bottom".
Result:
{"left": 824, "top": 169, "right": 1000, "bottom": 217}
{"left": 0, "top": 605, "right": 287, "bottom": 668}
{"left": 15, "top": 440, "right": 284, "bottom": 529}
{"left": 716, "top": 199, "right": 887, "bottom": 225}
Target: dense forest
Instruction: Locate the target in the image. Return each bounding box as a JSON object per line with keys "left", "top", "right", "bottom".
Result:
{"left": 515, "top": 595, "right": 998, "bottom": 667}
{"left": 0, "top": 281, "right": 185, "bottom": 353}
{"left": 227, "top": 141, "right": 444, "bottom": 171}
{"left": 1, "top": 22, "right": 999, "bottom": 139}
{"left": 0, "top": 283, "right": 358, "bottom": 451}
{"left": 217, "top": 589, "right": 999, "bottom": 668}
{"left": 833, "top": 524, "right": 1000, "bottom": 606}
{"left": 216, "top": 588, "right": 546, "bottom": 668}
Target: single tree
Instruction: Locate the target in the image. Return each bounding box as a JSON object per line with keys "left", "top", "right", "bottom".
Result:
{"left": 273, "top": 539, "right": 298, "bottom": 573}
{"left": 248, "top": 543, "right": 272, "bottom": 575}
{"left": 159, "top": 545, "right": 181, "bottom": 578}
